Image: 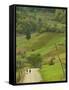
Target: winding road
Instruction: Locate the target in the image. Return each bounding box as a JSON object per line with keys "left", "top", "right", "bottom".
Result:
{"left": 23, "top": 68, "right": 42, "bottom": 83}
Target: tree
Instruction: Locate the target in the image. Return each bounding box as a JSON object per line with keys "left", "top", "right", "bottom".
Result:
{"left": 26, "top": 30, "right": 31, "bottom": 40}
{"left": 49, "top": 57, "right": 55, "bottom": 65}
{"left": 37, "top": 18, "right": 43, "bottom": 33}
{"left": 56, "top": 23, "right": 65, "bottom": 33}
{"left": 27, "top": 53, "right": 42, "bottom": 68}
{"left": 54, "top": 9, "right": 66, "bottom": 24}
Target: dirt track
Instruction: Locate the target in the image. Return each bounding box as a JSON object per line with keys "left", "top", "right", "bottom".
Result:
{"left": 23, "top": 68, "right": 42, "bottom": 83}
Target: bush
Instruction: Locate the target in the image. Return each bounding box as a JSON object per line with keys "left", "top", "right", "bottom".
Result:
{"left": 27, "top": 53, "right": 42, "bottom": 68}
{"left": 16, "top": 70, "right": 21, "bottom": 82}
{"left": 49, "top": 57, "right": 55, "bottom": 65}
{"left": 16, "top": 69, "right": 25, "bottom": 83}
{"left": 56, "top": 23, "right": 65, "bottom": 33}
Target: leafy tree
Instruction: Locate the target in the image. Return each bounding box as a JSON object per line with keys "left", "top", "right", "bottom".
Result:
{"left": 49, "top": 57, "right": 55, "bottom": 65}
{"left": 16, "top": 7, "right": 66, "bottom": 35}
{"left": 26, "top": 30, "right": 31, "bottom": 40}
{"left": 54, "top": 9, "right": 66, "bottom": 24}
{"left": 37, "top": 18, "right": 43, "bottom": 33}
{"left": 27, "top": 53, "right": 42, "bottom": 68}
{"left": 56, "top": 23, "right": 65, "bottom": 33}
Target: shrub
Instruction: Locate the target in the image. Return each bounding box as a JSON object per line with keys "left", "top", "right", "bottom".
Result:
{"left": 49, "top": 57, "right": 55, "bottom": 65}
{"left": 27, "top": 53, "right": 42, "bottom": 68}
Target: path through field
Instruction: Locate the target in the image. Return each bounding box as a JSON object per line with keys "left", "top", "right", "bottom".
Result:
{"left": 23, "top": 68, "right": 42, "bottom": 83}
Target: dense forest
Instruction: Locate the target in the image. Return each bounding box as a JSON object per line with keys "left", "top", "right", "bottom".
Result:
{"left": 16, "top": 7, "right": 66, "bottom": 83}
{"left": 16, "top": 7, "right": 66, "bottom": 37}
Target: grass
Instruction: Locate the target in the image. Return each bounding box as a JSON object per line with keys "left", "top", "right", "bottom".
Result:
{"left": 16, "top": 32, "right": 65, "bottom": 56}
{"left": 16, "top": 32, "right": 66, "bottom": 82}
{"left": 40, "top": 62, "right": 65, "bottom": 82}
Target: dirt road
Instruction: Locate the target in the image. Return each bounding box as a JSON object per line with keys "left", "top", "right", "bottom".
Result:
{"left": 23, "top": 68, "right": 42, "bottom": 83}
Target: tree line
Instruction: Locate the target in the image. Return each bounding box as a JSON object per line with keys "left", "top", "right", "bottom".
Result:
{"left": 16, "top": 7, "right": 66, "bottom": 39}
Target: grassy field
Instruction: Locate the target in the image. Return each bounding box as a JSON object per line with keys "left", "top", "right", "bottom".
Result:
{"left": 16, "top": 31, "right": 66, "bottom": 82}
{"left": 16, "top": 32, "right": 65, "bottom": 55}
{"left": 40, "top": 53, "right": 66, "bottom": 82}
{"left": 40, "top": 63, "right": 64, "bottom": 82}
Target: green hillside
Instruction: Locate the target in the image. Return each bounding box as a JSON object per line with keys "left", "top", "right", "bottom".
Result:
{"left": 16, "top": 7, "right": 66, "bottom": 83}
{"left": 16, "top": 32, "right": 66, "bottom": 82}
{"left": 16, "top": 32, "right": 65, "bottom": 57}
